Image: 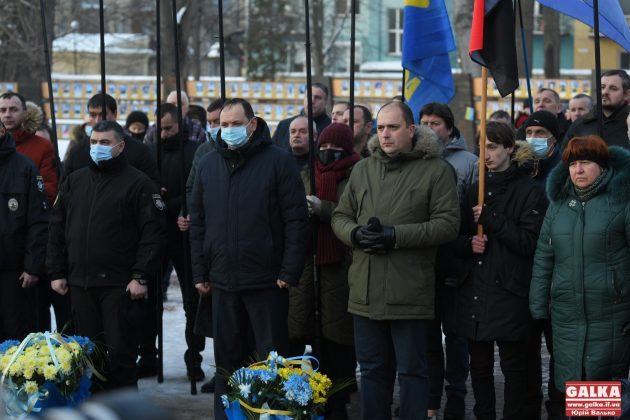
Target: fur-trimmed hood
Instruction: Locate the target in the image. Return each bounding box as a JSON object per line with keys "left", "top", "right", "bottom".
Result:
{"left": 22, "top": 102, "right": 45, "bottom": 134}
{"left": 546, "top": 145, "right": 630, "bottom": 203}
{"left": 367, "top": 125, "right": 442, "bottom": 160}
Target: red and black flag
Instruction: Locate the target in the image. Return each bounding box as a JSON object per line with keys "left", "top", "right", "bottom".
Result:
{"left": 469, "top": 0, "right": 518, "bottom": 97}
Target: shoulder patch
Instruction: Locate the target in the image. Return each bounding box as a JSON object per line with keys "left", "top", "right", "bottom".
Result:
{"left": 7, "top": 198, "right": 18, "bottom": 212}
{"left": 36, "top": 176, "right": 45, "bottom": 193}
{"left": 152, "top": 194, "right": 166, "bottom": 211}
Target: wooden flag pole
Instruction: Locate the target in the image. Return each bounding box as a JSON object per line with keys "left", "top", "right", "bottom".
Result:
{"left": 477, "top": 66, "right": 488, "bottom": 237}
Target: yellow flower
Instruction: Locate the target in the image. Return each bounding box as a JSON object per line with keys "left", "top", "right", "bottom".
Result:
{"left": 24, "top": 381, "right": 38, "bottom": 395}
{"left": 309, "top": 372, "right": 332, "bottom": 405}
{"left": 23, "top": 366, "right": 35, "bottom": 380}
{"left": 43, "top": 364, "right": 59, "bottom": 381}
{"left": 60, "top": 360, "right": 72, "bottom": 374}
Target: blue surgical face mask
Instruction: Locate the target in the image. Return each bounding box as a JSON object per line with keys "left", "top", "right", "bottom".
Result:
{"left": 85, "top": 125, "right": 93, "bottom": 137}
{"left": 526, "top": 137, "right": 550, "bottom": 158}
{"left": 208, "top": 126, "right": 220, "bottom": 141}
{"left": 221, "top": 122, "right": 251, "bottom": 149}
{"left": 90, "top": 143, "right": 120, "bottom": 164}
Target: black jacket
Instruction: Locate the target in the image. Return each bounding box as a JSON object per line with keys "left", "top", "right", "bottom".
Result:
{"left": 563, "top": 104, "right": 630, "bottom": 149}
{"left": 150, "top": 134, "right": 198, "bottom": 243}
{"left": 454, "top": 164, "right": 548, "bottom": 342}
{"left": 62, "top": 132, "right": 160, "bottom": 183}
{"left": 271, "top": 112, "right": 331, "bottom": 150}
{"left": 0, "top": 133, "right": 49, "bottom": 274}
{"left": 190, "top": 118, "right": 309, "bottom": 291}
{"left": 47, "top": 154, "right": 167, "bottom": 287}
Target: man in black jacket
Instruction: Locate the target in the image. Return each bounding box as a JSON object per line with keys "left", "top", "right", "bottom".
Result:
{"left": 138, "top": 103, "right": 204, "bottom": 381}
{"left": 62, "top": 93, "right": 159, "bottom": 183}
{"left": 47, "top": 121, "right": 167, "bottom": 390}
{"left": 0, "top": 127, "right": 48, "bottom": 341}
{"left": 563, "top": 69, "right": 630, "bottom": 149}
{"left": 190, "top": 98, "right": 309, "bottom": 420}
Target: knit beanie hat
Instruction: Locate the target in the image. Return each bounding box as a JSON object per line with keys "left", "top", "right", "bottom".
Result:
{"left": 522, "top": 110, "right": 560, "bottom": 140}
{"left": 126, "top": 111, "right": 149, "bottom": 129}
{"left": 317, "top": 123, "right": 355, "bottom": 153}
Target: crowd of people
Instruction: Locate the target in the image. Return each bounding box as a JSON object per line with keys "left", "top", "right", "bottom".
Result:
{"left": 1, "top": 67, "right": 629, "bottom": 420}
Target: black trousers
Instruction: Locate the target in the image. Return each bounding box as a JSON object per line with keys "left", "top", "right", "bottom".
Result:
{"left": 71, "top": 286, "right": 144, "bottom": 390}
{"left": 468, "top": 339, "right": 541, "bottom": 420}
{"left": 139, "top": 244, "right": 205, "bottom": 366}
{"left": 0, "top": 270, "right": 38, "bottom": 341}
{"left": 212, "top": 287, "right": 289, "bottom": 420}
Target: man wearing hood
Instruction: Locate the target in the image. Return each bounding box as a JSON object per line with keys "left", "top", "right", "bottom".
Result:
{"left": 190, "top": 98, "right": 309, "bottom": 420}
{"left": 564, "top": 69, "right": 630, "bottom": 149}
{"left": 0, "top": 125, "right": 48, "bottom": 341}
{"left": 139, "top": 103, "right": 204, "bottom": 380}
{"left": 419, "top": 102, "right": 477, "bottom": 420}
{"left": 332, "top": 102, "right": 460, "bottom": 419}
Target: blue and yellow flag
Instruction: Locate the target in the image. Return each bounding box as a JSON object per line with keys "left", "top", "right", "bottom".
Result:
{"left": 402, "top": 0, "right": 456, "bottom": 122}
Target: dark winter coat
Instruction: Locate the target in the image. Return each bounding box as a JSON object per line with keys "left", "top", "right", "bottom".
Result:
{"left": 190, "top": 118, "right": 309, "bottom": 291}
{"left": 530, "top": 146, "right": 630, "bottom": 390}
{"left": 0, "top": 133, "right": 49, "bottom": 275}
{"left": 62, "top": 131, "right": 160, "bottom": 184}
{"left": 12, "top": 129, "right": 58, "bottom": 206}
{"left": 331, "top": 127, "right": 460, "bottom": 320}
{"left": 455, "top": 158, "right": 548, "bottom": 342}
{"left": 563, "top": 104, "right": 630, "bottom": 149}
{"left": 47, "top": 153, "right": 167, "bottom": 288}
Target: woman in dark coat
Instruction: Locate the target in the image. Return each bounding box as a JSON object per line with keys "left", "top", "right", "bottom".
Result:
{"left": 455, "top": 121, "right": 548, "bottom": 420}
{"left": 297, "top": 123, "right": 360, "bottom": 419}
{"left": 530, "top": 136, "right": 630, "bottom": 396}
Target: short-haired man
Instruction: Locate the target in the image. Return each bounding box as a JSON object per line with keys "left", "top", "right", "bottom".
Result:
{"left": 564, "top": 70, "right": 630, "bottom": 149}
{"left": 342, "top": 105, "right": 373, "bottom": 158}
{"left": 289, "top": 115, "right": 318, "bottom": 172}
{"left": 331, "top": 101, "right": 350, "bottom": 123}
{"left": 190, "top": 98, "right": 309, "bottom": 419}
{"left": 419, "top": 102, "right": 477, "bottom": 419}
{"left": 0, "top": 124, "right": 49, "bottom": 342}
{"left": 568, "top": 94, "right": 593, "bottom": 122}
{"left": 517, "top": 88, "right": 570, "bottom": 141}
{"left": 332, "top": 102, "right": 460, "bottom": 419}
{"left": 272, "top": 82, "right": 331, "bottom": 150}
{"left": 48, "top": 120, "right": 167, "bottom": 390}
{"left": 63, "top": 93, "right": 159, "bottom": 183}
{"left": 0, "top": 92, "right": 58, "bottom": 205}
{"left": 143, "top": 90, "right": 207, "bottom": 145}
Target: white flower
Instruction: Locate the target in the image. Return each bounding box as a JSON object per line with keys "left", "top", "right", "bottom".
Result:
{"left": 238, "top": 383, "right": 251, "bottom": 399}
{"left": 221, "top": 394, "right": 229, "bottom": 408}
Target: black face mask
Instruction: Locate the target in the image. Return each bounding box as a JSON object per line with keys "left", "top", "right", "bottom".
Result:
{"left": 318, "top": 149, "right": 347, "bottom": 165}
{"left": 131, "top": 131, "right": 145, "bottom": 141}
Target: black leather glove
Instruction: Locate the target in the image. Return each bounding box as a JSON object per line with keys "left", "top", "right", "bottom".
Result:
{"left": 351, "top": 225, "right": 382, "bottom": 249}
{"left": 362, "top": 217, "right": 396, "bottom": 254}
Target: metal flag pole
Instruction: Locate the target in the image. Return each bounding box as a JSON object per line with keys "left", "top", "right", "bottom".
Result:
{"left": 218, "top": 0, "right": 226, "bottom": 100}
{"left": 592, "top": 0, "right": 604, "bottom": 137}
{"left": 155, "top": 0, "right": 164, "bottom": 385}
{"left": 98, "top": 0, "right": 107, "bottom": 119}
{"left": 38, "top": 0, "right": 60, "bottom": 167}
{"left": 170, "top": 0, "right": 197, "bottom": 395}
{"left": 303, "top": 0, "right": 322, "bottom": 357}
{"left": 349, "top": 0, "right": 356, "bottom": 130}
{"left": 517, "top": 0, "right": 533, "bottom": 110}
{"left": 477, "top": 67, "right": 488, "bottom": 237}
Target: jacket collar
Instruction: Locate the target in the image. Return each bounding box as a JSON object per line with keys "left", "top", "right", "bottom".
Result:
{"left": 0, "top": 133, "right": 16, "bottom": 162}
{"left": 88, "top": 152, "right": 128, "bottom": 173}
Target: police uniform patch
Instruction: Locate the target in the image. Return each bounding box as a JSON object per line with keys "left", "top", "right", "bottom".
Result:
{"left": 36, "top": 176, "right": 45, "bottom": 193}
{"left": 152, "top": 194, "right": 166, "bottom": 211}
{"left": 8, "top": 198, "right": 18, "bottom": 212}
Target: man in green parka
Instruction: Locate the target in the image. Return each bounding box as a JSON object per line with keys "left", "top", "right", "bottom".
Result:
{"left": 331, "top": 101, "right": 460, "bottom": 419}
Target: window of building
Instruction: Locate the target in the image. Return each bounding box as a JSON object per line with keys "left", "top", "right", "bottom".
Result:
{"left": 621, "top": 52, "right": 630, "bottom": 69}
{"left": 388, "top": 8, "right": 403, "bottom": 56}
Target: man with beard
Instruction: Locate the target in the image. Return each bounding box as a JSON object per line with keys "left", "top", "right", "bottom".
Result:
{"left": 564, "top": 69, "right": 630, "bottom": 149}
{"left": 138, "top": 103, "right": 204, "bottom": 380}
{"left": 342, "top": 105, "right": 373, "bottom": 158}
{"left": 63, "top": 93, "right": 159, "bottom": 183}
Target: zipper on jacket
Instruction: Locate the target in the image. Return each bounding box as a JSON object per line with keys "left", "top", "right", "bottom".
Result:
{"left": 612, "top": 270, "right": 622, "bottom": 303}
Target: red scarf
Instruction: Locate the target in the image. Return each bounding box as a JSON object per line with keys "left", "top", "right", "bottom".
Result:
{"left": 314, "top": 153, "right": 360, "bottom": 265}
